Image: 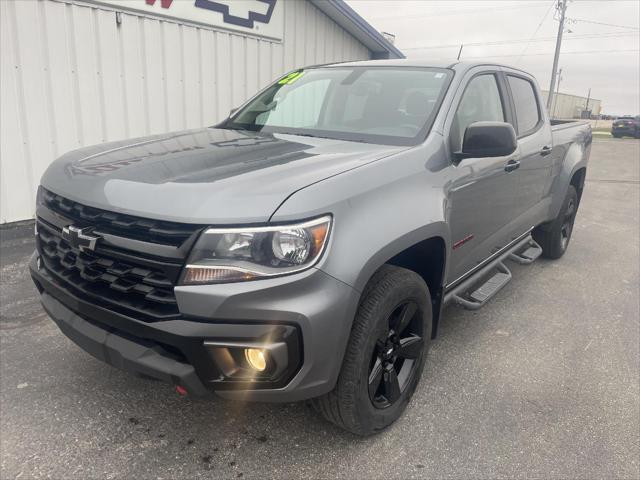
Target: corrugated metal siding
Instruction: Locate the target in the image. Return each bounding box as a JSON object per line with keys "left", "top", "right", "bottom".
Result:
{"left": 0, "top": 0, "right": 370, "bottom": 223}
{"left": 541, "top": 91, "right": 602, "bottom": 119}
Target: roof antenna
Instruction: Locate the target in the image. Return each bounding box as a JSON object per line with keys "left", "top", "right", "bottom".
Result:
{"left": 457, "top": 44, "right": 463, "bottom": 60}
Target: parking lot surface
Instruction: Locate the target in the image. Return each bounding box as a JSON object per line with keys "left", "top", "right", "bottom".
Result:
{"left": 1, "top": 137, "right": 639, "bottom": 479}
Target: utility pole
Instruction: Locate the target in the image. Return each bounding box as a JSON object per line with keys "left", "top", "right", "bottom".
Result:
{"left": 552, "top": 68, "right": 563, "bottom": 119}
{"left": 546, "top": 0, "right": 568, "bottom": 111}
{"left": 585, "top": 87, "right": 591, "bottom": 117}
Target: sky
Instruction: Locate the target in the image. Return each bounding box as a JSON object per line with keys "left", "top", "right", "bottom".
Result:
{"left": 346, "top": 0, "right": 640, "bottom": 115}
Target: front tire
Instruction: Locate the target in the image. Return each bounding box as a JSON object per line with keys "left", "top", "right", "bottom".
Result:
{"left": 533, "top": 185, "right": 579, "bottom": 259}
{"left": 312, "top": 265, "right": 432, "bottom": 436}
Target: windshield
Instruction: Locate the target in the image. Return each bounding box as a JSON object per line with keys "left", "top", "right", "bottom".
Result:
{"left": 221, "top": 67, "right": 453, "bottom": 146}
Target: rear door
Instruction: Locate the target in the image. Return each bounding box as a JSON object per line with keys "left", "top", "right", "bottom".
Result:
{"left": 445, "top": 69, "right": 521, "bottom": 284}
{"left": 502, "top": 71, "right": 554, "bottom": 230}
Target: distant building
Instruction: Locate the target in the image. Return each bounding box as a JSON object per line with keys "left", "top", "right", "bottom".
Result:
{"left": 542, "top": 91, "right": 602, "bottom": 119}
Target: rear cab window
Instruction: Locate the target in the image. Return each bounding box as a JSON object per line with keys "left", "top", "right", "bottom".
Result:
{"left": 507, "top": 75, "right": 542, "bottom": 137}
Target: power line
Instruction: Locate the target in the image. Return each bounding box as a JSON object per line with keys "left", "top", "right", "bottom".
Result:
{"left": 516, "top": 0, "right": 556, "bottom": 63}
{"left": 456, "top": 49, "right": 640, "bottom": 59}
{"left": 568, "top": 18, "right": 640, "bottom": 31}
{"left": 400, "top": 32, "right": 638, "bottom": 51}
{"left": 367, "top": 2, "right": 548, "bottom": 21}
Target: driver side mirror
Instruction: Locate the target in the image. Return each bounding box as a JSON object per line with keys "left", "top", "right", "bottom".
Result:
{"left": 229, "top": 107, "right": 238, "bottom": 117}
{"left": 457, "top": 121, "right": 517, "bottom": 160}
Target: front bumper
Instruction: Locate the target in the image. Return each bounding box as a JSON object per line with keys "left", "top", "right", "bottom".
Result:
{"left": 29, "top": 253, "right": 360, "bottom": 402}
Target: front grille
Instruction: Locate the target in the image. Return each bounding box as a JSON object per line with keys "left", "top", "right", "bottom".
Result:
{"left": 36, "top": 189, "right": 203, "bottom": 321}
{"left": 41, "top": 188, "right": 198, "bottom": 246}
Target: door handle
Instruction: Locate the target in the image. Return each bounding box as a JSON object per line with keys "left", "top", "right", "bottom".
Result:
{"left": 505, "top": 159, "right": 520, "bottom": 172}
{"left": 540, "top": 145, "right": 552, "bottom": 156}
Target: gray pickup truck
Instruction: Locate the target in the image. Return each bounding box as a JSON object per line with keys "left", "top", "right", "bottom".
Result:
{"left": 30, "top": 59, "right": 591, "bottom": 435}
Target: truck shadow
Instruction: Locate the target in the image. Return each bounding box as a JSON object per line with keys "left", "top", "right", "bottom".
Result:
{"left": 60, "top": 353, "right": 398, "bottom": 478}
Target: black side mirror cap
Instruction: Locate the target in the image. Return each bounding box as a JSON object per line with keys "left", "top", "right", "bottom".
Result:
{"left": 458, "top": 121, "right": 517, "bottom": 160}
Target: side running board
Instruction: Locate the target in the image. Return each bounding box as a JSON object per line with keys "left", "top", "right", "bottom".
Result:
{"left": 509, "top": 238, "right": 542, "bottom": 265}
{"left": 444, "top": 235, "right": 542, "bottom": 310}
{"left": 452, "top": 261, "right": 512, "bottom": 310}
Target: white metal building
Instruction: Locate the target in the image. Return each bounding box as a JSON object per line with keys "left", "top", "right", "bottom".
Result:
{"left": 0, "top": 0, "right": 402, "bottom": 224}
{"left": 541, "top": 90, "right": 602, "bottom": 120}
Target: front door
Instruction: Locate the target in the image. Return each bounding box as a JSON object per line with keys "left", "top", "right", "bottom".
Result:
{"left": 445, "top": 71, "right": 521, "bottom": 284}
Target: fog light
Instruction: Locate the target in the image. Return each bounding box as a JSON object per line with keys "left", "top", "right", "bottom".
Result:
{"left": 245, "top": 348, "right": 267, "bottom": 372}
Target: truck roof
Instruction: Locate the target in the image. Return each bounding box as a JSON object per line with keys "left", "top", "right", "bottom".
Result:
{"left": 322, "top": 58, "right": 527, "bottom": 74}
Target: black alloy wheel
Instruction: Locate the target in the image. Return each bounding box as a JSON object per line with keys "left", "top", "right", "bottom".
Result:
{"left": 533, "top": 185, "right": 579, "bottom": 259}
{"left": 368, "top": 300, "right": 423, "bottom": 409}
{"left": 312, "top": 265, "right": 432, "bottom": 435}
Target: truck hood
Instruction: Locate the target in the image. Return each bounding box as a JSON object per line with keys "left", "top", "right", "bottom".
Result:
{"left": 41, "top": 127, "right": 407, "bottom": 224}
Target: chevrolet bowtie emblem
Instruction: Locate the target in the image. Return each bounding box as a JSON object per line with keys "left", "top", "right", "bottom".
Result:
{"left": 62, "top": 225, "right": 100, "bottom": 252}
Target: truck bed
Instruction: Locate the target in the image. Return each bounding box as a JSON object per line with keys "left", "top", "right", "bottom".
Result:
{"left": 550, "top": 119, "right": 589, "bottom": 130}
{"left": 550, "top": 120, "right": 592, "bottom": 151}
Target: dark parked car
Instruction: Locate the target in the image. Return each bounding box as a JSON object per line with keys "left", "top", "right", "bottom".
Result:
{"left": 612, "top": 116, "right": 640, "bottom": 138}
{"left": 30, "top": 60, "right": 591, "bottom": 435}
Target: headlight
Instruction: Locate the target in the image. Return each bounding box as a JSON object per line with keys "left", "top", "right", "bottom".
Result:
{"left": 180, "top": 215, "right": 332, "bottom": 285}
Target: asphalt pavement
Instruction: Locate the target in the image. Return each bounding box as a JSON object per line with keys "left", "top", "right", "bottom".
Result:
{"left": 1, "top": 137, "right": 639, "bottom": 479}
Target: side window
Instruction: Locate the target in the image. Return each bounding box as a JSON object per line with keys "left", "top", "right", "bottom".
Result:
{"left": 507, "top": 75, "right": 541, "bottom": 135}
{"left": 451, "top": 74, "right": 505, "bottom": 152}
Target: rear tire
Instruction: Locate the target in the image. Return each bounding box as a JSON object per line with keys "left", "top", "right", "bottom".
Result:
{"left": 312, "top": 265, "right": 432, "bottom": 436}
{"left": 533, "top": 185, "right": 579, "bottom": 259}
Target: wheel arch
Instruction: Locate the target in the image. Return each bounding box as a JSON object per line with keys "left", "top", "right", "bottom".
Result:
{"left": 570, "top": 167, "right": 587, "bottom": 204}
{"left": 548, "top": 134, "right": 590, "bottom": 220}
{"left": 386, "top": 236, "right": 447, "bottom": 340}
{"left": 354, "top": 228, "right": 449, "bottom": 341}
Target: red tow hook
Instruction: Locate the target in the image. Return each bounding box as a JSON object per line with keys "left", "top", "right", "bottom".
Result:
{"left": 175, "top": 385, "right": 188, "bottom": 396}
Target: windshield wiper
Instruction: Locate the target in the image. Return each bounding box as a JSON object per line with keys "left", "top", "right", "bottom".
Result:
{"left": 277, "top": 131, "right": 333, "bottom": 140}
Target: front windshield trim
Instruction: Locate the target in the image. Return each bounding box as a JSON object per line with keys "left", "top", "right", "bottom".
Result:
{"left": 218, "top": 66, "right": 455, "bottom": 147}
